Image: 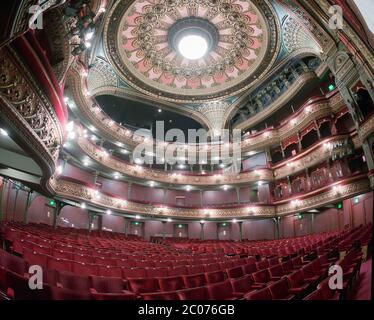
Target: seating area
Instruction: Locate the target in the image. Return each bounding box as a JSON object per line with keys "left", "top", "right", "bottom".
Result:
{"left": 0, "top": 222, "right": 371, "bottom": 300}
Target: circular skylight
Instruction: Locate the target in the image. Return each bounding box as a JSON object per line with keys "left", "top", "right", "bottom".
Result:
{"left": 178, "top": 34, "right": 208, "bottom": 60}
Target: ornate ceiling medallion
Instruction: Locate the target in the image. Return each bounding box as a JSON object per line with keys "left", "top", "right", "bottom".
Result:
{"left": 105, "top": 0, "right": 280, "bottom": 103}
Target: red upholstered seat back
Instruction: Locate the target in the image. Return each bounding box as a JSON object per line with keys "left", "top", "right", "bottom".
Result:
{"left": 183, "top": 273, "right": 206, "bottom": 288}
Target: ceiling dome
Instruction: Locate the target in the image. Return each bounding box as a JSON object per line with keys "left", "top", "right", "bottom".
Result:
{"left": 105, "top": 0, "right": 280, "bottom": 103}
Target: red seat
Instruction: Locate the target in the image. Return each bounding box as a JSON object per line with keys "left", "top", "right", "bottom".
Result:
{"left": 244, "top": 287, "right": 272, "bottom": 300}
{"left": 252, "top": 269, "right": 273, "bottom": 286}
{"left": 206, "top": 280, "right": 243, "bottom": 300}
{"left": 219, "top": 261, "right": 233, "bottom": 270}
{"left": 205, "top": 271, "right": 225, "bottom": 284}
{"left": 136, "top": 260, "right": 155, "bottom": 268}
{"left": 158, "top": 276, "right": 185, "bottom": 291}
{"left": 47, "top": 257, "right": 72, "bottom": 273}
{"left": 182, "top": 273, "right": 206, "bottom": 288}
{"left": 256, "top": 260, "right": 269, "bottom": 270}
{"left": 123, "top": 268, "right": 147, "bottom": 279}
{"left": 226, "top": 266, "right": 244, "bottom": 279}
{"left": 128, "top": 278, "right": 160, "bottom": 294}
{"left": 291, "top": 256, "right": 307, "bottom": 269}
{"left": 286, "top": 270, "right": 312, "bottom": 296}
{"left": 301, "top": 263, "right": 320, "bottom": 283}
{"left": 304, "top": 289, "right": 324, "bottom": 300}
{"left": 51, "top": 286, "right": 91, "bottom": 300}
{"left": 141, "top": 291, "right": 179, "bottom": 300}
{"left": 177, "top": 286, "right": 209, "bottom": 300}
{"left": 242, "top": 263, "right": 257, "bottom": 275}
{"left": 203, "top": 263, "right": 220, "bottom": 273}
{"left": 73, "top": 254, "right": 94, "bottom": 264}
{"left": 281, "top": 260, "right": 295, "bottom": 274}
{"left": 229, "top": 275, "right": 257, "bottom": 294}
{"left": 318, "top": 278, "right": 340, "bottom": 300}
{"left": 98, "top": 265, "right": 123, "bottom": 278}
{"left": 146, "top": 268, "right": 168, "bottom": 278}
{"left": 245, "top": 257, "right": 256, "bottom": 265}
{"left": 0, "top": 251, "right": 27, "bottom": 275}
{"left": 269, "top": 257, "right": 280, "bottom": 266}
{"left": 116, "top": 259, "right": 136, "bottom": 268}
{"left": 5, "top": 270, "right": 52, "bottom": 300}
{"left": 52, "top": 250, "right": 72, "bottom": 260}
{"left": 168, "top": 266, "right": 188, "bottom": 276}
{"left": 72, "top": 262, "right": 98, "bottom": 276}
{"left": 268, "top": 264, "right": 286, "bottom": 280}
{"left": 187, "top": 265, "right": 204, "bottom": 275}
{"left": 58, "top": 271, "right": 91, "bottom": 292}
{"left": 268, "top": 278, "right": 295, "bottom": 300}
{"left": 23, "top": 249, "right": 48, "bottom": 269}
{"left": 90, "top": 276, "right": 135, "bottom": 300}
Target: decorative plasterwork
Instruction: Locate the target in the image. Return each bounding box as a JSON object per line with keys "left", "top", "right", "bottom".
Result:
{"left": 68, "top": 63, "right": 351, "bottom": 154}
{"left": 241, "top": 93, "right": 346, "bottom": 152}
{"left": 75, "top": 130, "right": 274, "bottom": 186}
{"left": 74, "top": 129, "right": 358, "bottom": 186}
{"left": 197, "top": 100, "right": 231, "bottom": 132}
{"left": 273, "top": 134, "right": 358, "bottom": 179}
{"left": 275, "top": 176, "right": 370, "bottom": 216}
{"left": 282, "top": 15, "right": 322, "bottom": 54}
{"left": 49, "top": 175, "right": 370, "bottom": 219}
{"left": 358, "top": 114, "right": 374, "bottom": 142}
{"left": 104, "top": 0, "right": 280, "bottom": 103}
{"left": 234, "top": 70, "right": 317, "bottom": 130}
{"left": 87, "top": 57, "right": 118, "bottom": 95}
{"left": 309, "top": 0, "right": 374, "bottom": 72}
{"left": 278, "top": 0, "right": 335, "bottom": 55}
{"left": 0, "top": 47, "right": 64, "bottom": 189}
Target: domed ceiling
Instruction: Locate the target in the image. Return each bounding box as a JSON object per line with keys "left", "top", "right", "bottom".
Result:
{"left": 104, "top": 0, "right": 280, "bottom": 103}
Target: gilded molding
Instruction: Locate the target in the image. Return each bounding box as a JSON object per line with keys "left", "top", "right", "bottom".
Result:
{"left": 50, "top": 176, "right": 370, "bottom": 219}
{"left": 0, "top": 47, "right": 64, "bottom": 184}
{"left": 68, "top": 62, "right": 348, "bottom": 154}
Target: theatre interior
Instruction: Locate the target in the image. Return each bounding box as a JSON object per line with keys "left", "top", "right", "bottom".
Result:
{"left": 0, "top": 0, "right": 373, "bottom": 301}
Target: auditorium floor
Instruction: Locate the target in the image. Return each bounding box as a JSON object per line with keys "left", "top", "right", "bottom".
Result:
{"left": 349, "top": 258, "right": 372, "bottom": 300}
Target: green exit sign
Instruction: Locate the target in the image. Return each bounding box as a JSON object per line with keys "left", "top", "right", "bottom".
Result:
{"left": 337, "top": 202, "right": 343, "bottom": 209}
{"left": 49, "top": 199, "right": 56, "bottom": 207}
{"left": 354, "top": 196, "right": 359, "bottom": 204}
{"left": 328, "top": 84, "right": 335, "bottom": 92}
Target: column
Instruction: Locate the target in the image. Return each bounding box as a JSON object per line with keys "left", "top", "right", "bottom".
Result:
{"left": 235, "top": 187, "right": 240, "bottom": 204}
{"left": 200, "top": 222, "right": 205, "bottom": 240}
{"left": 273, "top": 218, "right": 279, "bottom": 239}
{"left": 97, "top": 215, "right": 103, "bottom": 232}
{"left": 280, "top": 143, "right": 285, "bottom": 158}
{"left": 162, "top": 221, "right": 167, "bottom": 239}
{"left": 362, "top": 139, "right": 374, "bottom": 171}
{"left": 305, "top": 168, "right": 311, "bottom": 191}
{"left": 265, "top": 148, "right": 272, "bottom": 165}
{"left": 93, "top": 171, "right": 98, "bottom": 185}
{"left": 12, "top": 187, "right": 19, "bottom": 221}
{"left": 326, "top": 48, "right": 364, "bottom": 127}
{"left": 88, "top": 212, "right": 93, "bottom": 233}
{"left": 216, "top": 222, "right": 220, "bottom": 240}
{"left": 200, "top": 190, "right": 203, "bottom": 207}
{"left": 314, "top": 120, "right": 321, "bottom": 139}
{"left": 287, "top": 176, "right": 292, "bottom": 195}
{"left": 127, "top": 183, "right": 132, "bottom": 200}
{"left": 0, "top": 178, "right": 8, "bottom": 222}
{"left": 238, "top": 221, "right": 243, "bottom": 242}
{"left": 124, "top": 217, "right": 129, "bottom": 237}
{"left": 297, "top": 132, "right": 302, "bottom": 152}
{"left": 53, "top": 200, "right": 62, "bottom": 229}
{"left": 23, "top": 189, "right": 32, "bottom": 224}
{"left": 311, "top": 214, "right": 315, "bottom": 234}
